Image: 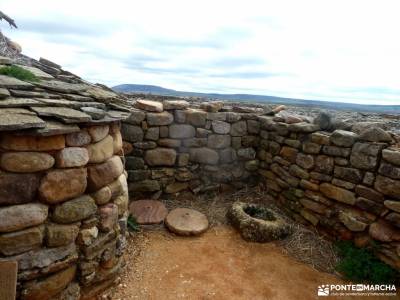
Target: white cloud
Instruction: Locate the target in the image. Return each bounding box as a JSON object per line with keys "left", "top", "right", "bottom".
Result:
{"left": 2, "top": 0, "right": 400, "bottom": 104}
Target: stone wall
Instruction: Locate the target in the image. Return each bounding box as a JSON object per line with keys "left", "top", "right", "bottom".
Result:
{"left": 122, "top": 100, "right": 262, "bottom": 196}
{"left": 0, "top": 123, "right": 128, "bottom": 300}
{"left": 122, "top": 100, "right": 400, "bottom": 269}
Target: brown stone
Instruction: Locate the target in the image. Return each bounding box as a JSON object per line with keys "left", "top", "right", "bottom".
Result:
{"left": 296, "top": 153, "right": 314, "bottom": 170}
{"left": 134, "top": 99, "right": 163, "bottom": 112}
{"left": 0, "top": 134, "right": 65, "bottom": 151}
{"left": 0, "top": 226, "right": 44, "bottom": 255}
{"left": 20, "top": 265, "right": 76, "bottom": 300}
{"left": 55, "top": 147, "right": 89, "bottom": 168}
{"left": 92, "top": 186, "right": 112, "bottom": 205}
{"left": 144, "top": 148, "right": 177, "bottom": 166}
{"left": 320, "top": 183, "right": 356, "bottom": 205}
{"left": 129, "top": 200, "right": 168, "bottom": 225}
{"left": 65, "top": 130, "right": 91, "bottom": 146}
{"left": 165, "top": 208, "right": 209, "bottom": 236}
{"left": 113, "top": 194, "right": 128, "bottom": 217}
{"left": 374, "top": 175, "right": 400, "bottom": 200}
{"left": 355, "top": 185, "right": 384, "bottom": 202}
{"left": 99, "top": 203, "right": 119, "bottom": 232}
{"left": 111, "top": 131, "right": 123, "bottom": 154}
{"left": 334, "top": 166, "right": 362, "bottom": 184}
{"left": 299, "top": 198, "right": 327, "bottom": 214}
{"left": 350, "top": 142, "right": 384, "bottom": 170}
{"left": 86, "top": 135, "right": 114, "bottom": 163}
{"left": 0, "top": 203, "right": 48, "bottom": 233}
{"left": 87, "top": 156, "right": 124, "bottom": 191}
{"left": 39, "top": 168, "right": 87, "bottom": 204}
{"left": 52, "top": 195, "right": 97, "bottom": 223}
{"left": 87, "top": 125, "right": 109, "bottom": 142}
{"left": 0, "top": 152, "right": 54, "bottom": 173}
{"left": 0, "top": 172, "right": 41, "bottom": 205}
{"left": 46, "top": 223, "right": 80, "bottom": 247}
{"left": 315, "top": 155, "right": 334, "bottom": 174}
{"left": 339, "top": 211, "right": 368, "bottom": 232}
{"left": 165, "top": 182, "right": 189, "bottom": 194}
{"left": 369, "top": 220, "right": 400, "bottom": 242}
{"left": 384, "top": 200, "right": 400, "bottom": 213}
{"left": 147, "top": 111, "right": 174, "bottom": 126}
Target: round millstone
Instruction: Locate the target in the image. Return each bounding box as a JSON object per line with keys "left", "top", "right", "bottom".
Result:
{"left": 129, "top": 200, "right": 168, "bottom": 225}
{"left": 165, "top": 208, "right": 209, "bottom": 236}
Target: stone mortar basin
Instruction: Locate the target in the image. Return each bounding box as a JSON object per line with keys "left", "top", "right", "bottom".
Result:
{"left": 228, "top": 201, "right": 291, "bottom": 242}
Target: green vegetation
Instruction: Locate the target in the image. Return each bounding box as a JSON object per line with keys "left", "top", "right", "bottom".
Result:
{"left": 244, "top": 205, "right": 276, "bottom": 221}
{"left": 0, "top": 65, "right": 39, "bottom": 82}
{"left": 335, "top": 241, "right": 398, "bottom": 284}
{"left": 127, "top": 215, "right": 140, "bottom": 232}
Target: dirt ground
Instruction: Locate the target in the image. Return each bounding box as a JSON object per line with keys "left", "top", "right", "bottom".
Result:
{"left": 109, "top": 225, "right": 396, "bottom": 300}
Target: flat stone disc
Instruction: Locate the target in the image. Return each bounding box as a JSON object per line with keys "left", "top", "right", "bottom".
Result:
{"left": 165, "top": 208, "right": 209, "bottom": 236}
{"left": 129, "top": 200, "right": 168, "bottom": 225}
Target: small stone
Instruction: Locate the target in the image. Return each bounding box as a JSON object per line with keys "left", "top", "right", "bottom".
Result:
{"left": 39, "top": 168, "right": 87, "bottom": 204}
{"left": 237, "top": 148, "right": 256, "bottom": 160}
{"left": 65, "top": 130, "right": 91, "bottom": 146}
{"left": 232, "top": 106, "right": 263, "bottom": 114}
{"left": 55, "top": 147, "right": 89, "bottom": 168}
{"left": 129, "top": 180, "right": 160, "bottom": 192}
{"left": 92, "top": 186, "right": 112, "bottom": 205}
{"left": 0, "top": 203, "right": 48, "bottom": 233}
{"left": 145, "top": 148, "right": 177, "bottom": 166}
{"left": 78, "top": 227, "right": 98, "bottom": 246}
{"left": 320, "top": 183, "right": 356, "bottom": 205}
{"left": 99, "top": 203, "right": 119, "bottom": 232}
{"left": 124, "top": 109, "right": 146, "bottom": 125}
{"left": 0, "top": 134, "right": 65, "bottom": 151}
{"left": 0, "top": 172, "right": 41, "bottom": 205}
{"left": 177, "top": 153, "right": 190, "bottom": 167}
{"left": 315, "top": 155, "right": 334, "bottom": 174}
{"left": 165, "top": 208, "right": 209, "bottom": 236}
{"left": 360, "top": 127, "right": 392, "bottom": 142}
{"left": 211, "top": 121, "right": 230, "bottom": 134}
{"left": 169, "top": 124, "right": 195, "bottom": 139}
{"left": 384, "top": 200, "right": 400, "bottom": 213}
{"left": 52, "top": 195, "right": 97, "bottom": 223}
{"left": 230, "top": 121, "right": 247, "bottom": 136}
{"left": 0, "top": 226, "right": 44, "bottom": 255}
{"left": 332, "top": 178, "right": 355, "bottom": 190}
{"left": 330, "top": 130, "right": 359, "bottom": 147}
{"left": 86, "top": 135, "right": 114, "bottom": 163}
{"left": 46, "top": 223, "right": 79, "bottom": 247}
{"left": 165, "top": 182, "right": 189, "bottom": 193}
{"left": 158, "top": 138, "right": 181, "bottom": 148}
{"left": 185, "top": 109, "right": 207, "bottom": 127}
{"left": 129, "top": 200, "right": 168, "bottom": 224}
{"left": 379, "top": 161, "right": 400, "bottom": 180}
{"left": 163, "top": 100, "right": 189, "bottom": 110}
{"left": 279, "top": 146, "right": 298, "bottom": 163}
{"left": 87, "top": 156, "right": 124, "bottom": 191}
{"left": 146, "top": 111, "right": 174, "bottom": 126}
{"left": 322, "top": 146, "right": 351, "bottom": 157}
{"left": 339, "top": 212, "right": 368, "bottom": 232}
{"left": 87, "top": 125, "right": 109, "bottom": 142}
{"left": 134, "top": 99, "right": 163, "bottom": 112}
{"left": 189, "top": 148, "right": 219, "bottom": 165}
{"left": 0, "top": 152, "right": 54, "bottom": 172}
{"left": 296, "top": 153, "right": 314, "bottom": 170}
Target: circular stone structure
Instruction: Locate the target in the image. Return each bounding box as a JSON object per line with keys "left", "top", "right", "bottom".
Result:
{"left": 165, "top": 208, "right": 209, "bottom": 236}
{"left": 129, "top": 200, "right": 168, "bottom": 225}
{"left": 227, "top": 201, "right": 291, "bottom": 242}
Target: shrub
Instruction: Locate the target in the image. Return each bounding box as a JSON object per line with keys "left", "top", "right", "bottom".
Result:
{"left": 0, "top": 65, "right": 39, "bottom": 82}
{"left": 335, "top": 241, "right": 398, "bottom": 284}
{"left": 127, "top": 215, "right": 140, "bottom": 232}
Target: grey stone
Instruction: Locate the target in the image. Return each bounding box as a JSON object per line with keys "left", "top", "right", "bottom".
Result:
{"left": 322, "top": 145, "right": 351, "bottom": 157}
{"left": 247, "top": 120, "right": 260, "bottom": 134}
{"left": 360, "top": 127, "right": 392, "bottom": 142}
{"left": 288, "top": 123, "right": 319, "bottom": 133}
{"left": 121, "top": 124, "right": 144, "bottom": 142}
{"left": 163, "top": 100, "right": 189, "bottom": 110}
{"left": 147, "top": 111, "right": 174, "bottom": 126}
{"left": 145, "top": 127, "right": 159, "bottom": 140}
{"left": 382, "top": 148, "right": 400, "bottom": 166}
{"left": 237, "top": 148, "right": 256, "bottom": 160}
{"left": 185, "top": 109, "right": 207, "bottom": 127}
{"left": 125, "top": 156, "right": 145, "bottom": 169}
{"left": 30, "top": 106, "right": 91, "bottom": 123}
{"left": 52, "top": 195, "right": 97, "bottom": 223}
{"left": 80, "top": 107, "right": 106, "bottom": 120}
{"left": 207, "top": 134, "right": 231, "bottom": 149}
{"left": 330, "top": 130, "right": 359, "bottom": 147}
{"left": 0, "top": 74, "right": 34, "bottom": 90}
{"left": 145, "top": 148, "right": 177, "bottom": 166}
{"left": 0, "top": 203, "right": 48, "bottom": 233}
{"left": 350, "top": 142, "right": 384, "bottom": 170}
{"left": 211, "top": 120, "right": 230, "bottom": 134}
{"left": 374, "top": 175, "right": 400, "bottom": 200}
{"left": 124, "top": 109, "right": 146, "bottom": 125}
{"left": 169, "top": 124, "right": 195, "bottom": 139}
{"left": 334, "top": 166, "right": 362, "bottom": 184}
{"left": 35, "top": 80, "right": 88, "bottom": 93}
{"left": 189, "top": 148, "right": 219, "bottom": 165}
{"left": 129, "top": 180, "right": 161, "bottom": 192}
{"left": 230, "top": 121, "right": 247, "bottom": 136}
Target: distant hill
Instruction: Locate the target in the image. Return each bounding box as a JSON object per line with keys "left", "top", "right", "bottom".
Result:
{"left": 112, "top": 84, "right": 400, "bottom": 114}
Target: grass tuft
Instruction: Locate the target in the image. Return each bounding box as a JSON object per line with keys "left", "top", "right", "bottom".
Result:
{"left": 127, "top": 215, "right": 140, "bottom": 232}
{"left": 0, "top": 65, "right": 39, "bottom": 82}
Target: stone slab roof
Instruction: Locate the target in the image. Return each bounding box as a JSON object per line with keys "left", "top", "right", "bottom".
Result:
{"left": 0, "top": 55, "right": 131, "bottom": 135}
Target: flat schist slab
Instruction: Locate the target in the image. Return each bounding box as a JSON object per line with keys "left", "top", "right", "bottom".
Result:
{"left": 0, "top": 75, "right": 34, "bottom": 90}
{"left": 15, "top": 64, "right": 54, "bottom": 79}
{"left": 16, "top": 120, "right": 80, "bottom": 136}
{"left": 35, "top": 80, "right": 89, "bottom": 93}
{"left": 63, "top": 93, "right": 95, "bottom": 102}
{"left": 85, "top": 85, "right": 119, "bottom": 101}
{"left": 0, "top": 88, "right": 10, "bottom": 99}
{"left": 0, "top": 260, "right": 17, "bottom": 300}
{"left": 0, "top": 97, "right": 46, "bottom": 108}
{"left": 30, "top": 106, "right": 92, "bottom": 123}
{"left": 0, "top": 108, "right": 46, "bottom": 131}
{"left": 36, "top": 98, "right": 106, "bottom": 109}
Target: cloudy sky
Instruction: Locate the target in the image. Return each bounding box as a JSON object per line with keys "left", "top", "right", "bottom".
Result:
{"left": 2, "top": 0, "right": 400, "bottom": 104}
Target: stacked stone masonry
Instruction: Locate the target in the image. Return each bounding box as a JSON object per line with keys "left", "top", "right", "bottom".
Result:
{"left": 122, "top": 99, "right": 400, "bottom": 270}
{"left": 0, "top": 124, "right": 128, "bottom": 300}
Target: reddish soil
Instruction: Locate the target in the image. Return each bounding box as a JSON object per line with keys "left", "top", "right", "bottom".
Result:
{"left": 111, "top": 226, "right": 396, "bottom": 300}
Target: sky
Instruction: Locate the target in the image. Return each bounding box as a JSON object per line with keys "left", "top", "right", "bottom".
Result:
{"left": 1, "top": 0, "right": 400, "bottom": 105}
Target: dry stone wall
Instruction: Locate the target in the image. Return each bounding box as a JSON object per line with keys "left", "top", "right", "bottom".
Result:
{"left": 122, "top": 100, "right": 262, "bottom": 196}
{"left": 0, "top": 123, "right": 128, "bottom": 300}
{"left": 122, "top": 100, "right": 400, "bottom": 269}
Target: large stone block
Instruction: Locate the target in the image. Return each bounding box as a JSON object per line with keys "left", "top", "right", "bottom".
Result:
{"left": 124, "top": 109, "right": 146, "bottom": 125}
{"left": 320, "top": 183, "right": 356, "bottom": 205}
{"left": 230, "top": 121, "right": 247, "bottom": 136}
{"left": 87, "top": 156, "right": 124, "bottom": 191}
{"left": 99, "top": 203, "right": 119, "bottom": 232}
{"left": 382, "top": 148, "right": 400, "bottom": 166}
{"left": 169, "top": 124, "right": 195, "bottom": 139}
{"left": 0, "top": 225, "right": 44, "bottom": 255}
{"left": 20, "top": 265, "right": 76, "bottom": 300}
{"left": 86, "top": 135, "right": 114, "bottom": 163}
{"left": 330, "top": 130, "right": 358, "bottom": 147}
{"left": 129, "top": 180, "right": 160, "bottom": 192}
{"left": 374, "top": 175, "right": 400, "bottom": 200}
{"left": 87, "top": 125, "right": 109, "bottom": 142}
{"left": 134, "top": 99, "right": 163, "bottom": 112}
{"left": 0, "top": 134, "right": 65, "bottom": 151}
{"left": 315, "top": 155, "right": 334, "bottom": 174}
{"left": 146, "top": 111, "right": 174, "bottom": 126}
{"left": 145, "top": 148, "right": 177, "bottom": 166}
{"left": 0, "top": 172, "right": 41, "bottom": 205}
{"left": 55, "top": 147, "right": 89, "bottom": 168}
{"left": 350, "top": 142, "right": 384, "bottom": 170}
{"left": 65, "top": 130, "right": 91, "bottom": 147}
{"left": 189, "top": 148, "right": 219, "bottom": 165}
{"left": 211, "top": 121, "right": 230, "bottom": 134}
{"left": 39, "top": 168, "right": 87, "bottom": 204}
{"left": 0, "top": 152, "right": 55, "bottom": 172}
{"left": 185, "top": 109, "right": 207, "bottom": 127}
{"left": 52, "top": 195, "right": 97, "bottom": 223}
{"left": 207, "top": 134, "right": 231, "bottom": 149}
{"left": 379, "top": 161, "right": 400, "bottom": 180}
{"left": 46, "top": 223, "right": 80, "bottom": 247}
{"left": 121, "top": 124, "right": 144, "bottom": 143}
{"left": 0, "top": 203, "right": 48, "bottom": 233}
{"left": 296, "top": 153, "right": 314, "bottom": 170}
{"left": 334, "top": 166, "right": 362, "bottom": 184}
